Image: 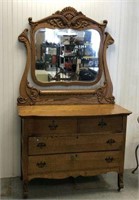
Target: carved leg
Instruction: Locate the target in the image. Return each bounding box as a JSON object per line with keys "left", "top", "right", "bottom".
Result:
{"left": 118, "top": 173, "right": 124, "bottom": 191}
{"left": 23, "top": 181, "right": 28, "bottom": 198}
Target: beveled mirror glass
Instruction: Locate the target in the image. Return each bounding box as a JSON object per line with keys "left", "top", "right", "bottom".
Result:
{"left": 35, "top": 28, "right": 100, "bottom": 83}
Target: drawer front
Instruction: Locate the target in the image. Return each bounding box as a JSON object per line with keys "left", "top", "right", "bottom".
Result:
{"left": 78, "top": 116, "right": 123, "bottom": 134}
{"left": 28, "top": 134, "right": 124, "bottom": 155}
{"left": 28, "top": 151, "right": 120, "bottom": 175}
{"left": 24, "top": 117, "right": 77, "bottom": 136}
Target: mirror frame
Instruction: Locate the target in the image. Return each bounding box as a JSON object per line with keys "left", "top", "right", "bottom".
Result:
{"left": 17, "top": 7, "right": 115, "bottom": 105}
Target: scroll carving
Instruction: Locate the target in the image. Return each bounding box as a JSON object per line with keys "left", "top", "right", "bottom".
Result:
{"left": 17, "top": 82, "right": 40, "bottom": 105}
{"left": 17, "top": 29, "right": 40, "bottom": 105}
{"left": 29, "top": 7, "right": 107, "bottom": 30}
{"left": 96, "top": 86, "right": 115, "bottom": 104}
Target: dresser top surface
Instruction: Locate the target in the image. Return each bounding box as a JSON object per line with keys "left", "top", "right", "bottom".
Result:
{"left": 17, "top": 104, "right": 131, "bottom": 117}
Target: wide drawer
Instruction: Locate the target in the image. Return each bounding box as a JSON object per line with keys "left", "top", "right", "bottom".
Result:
{"left": 28, "top": 133, "right": 124, "bottom": 155}
{"left": 78, "top": 116, "right": 123, "bottom": 134}
{"left": 28, "top": 151, "right": 120, "bottom": 175}
{"left": 24, "top": 117, "right": 77, "bottom": 136}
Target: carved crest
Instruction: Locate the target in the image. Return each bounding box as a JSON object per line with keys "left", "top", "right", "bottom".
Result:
{"left": 29, "top": 6, "right": 107, "bottom": 30}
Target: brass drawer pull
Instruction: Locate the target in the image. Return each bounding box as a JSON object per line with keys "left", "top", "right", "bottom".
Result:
{"left": 105, "top": 157, "right": 114, "bottom": 163}
{"left": 36, "top": 161, "right": 46, "bottom": 168}
{"left": 37, "top": 142, "right": 46, "bottom": 148}
{"left": 106, "top": 139, "right": 116, "bottom": 145}
{"left": 48, "top": 120, "right": 58, "bottom": 130}
{"left": 98, "top": 118, "right": 107, "bottom": 128}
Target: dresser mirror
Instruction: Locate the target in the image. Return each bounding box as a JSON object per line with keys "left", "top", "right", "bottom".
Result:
{"left": 17, "top": 7, "right": 115, "bottom": 105}
{"left": 35, "top": 28, "right": 100, "bottom": 83}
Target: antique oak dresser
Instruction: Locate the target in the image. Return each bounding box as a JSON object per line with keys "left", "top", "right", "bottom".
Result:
{"left": 17, "top": 7, "right": 131, "bottom": 198}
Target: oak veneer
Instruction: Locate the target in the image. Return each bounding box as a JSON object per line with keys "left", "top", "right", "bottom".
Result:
{"left": 18, "top": 104, "right": 130, "bottom": 117}
{"left": 18, "top": 104, "right": 131, "bottom": 198}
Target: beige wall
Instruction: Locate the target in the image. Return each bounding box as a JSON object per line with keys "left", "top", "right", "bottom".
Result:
{"left": 0, "top": 0, "right": 139, "bottom": 178}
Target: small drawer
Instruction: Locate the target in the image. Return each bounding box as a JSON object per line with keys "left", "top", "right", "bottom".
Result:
{"left": 24, "top": 117, "right": 77, "bottom": 136}
{"left": 28, "top": 133, "right": 124, "bottom": 155}
{"left": 78, "top": 116, "right": 123, "bottom": 134}
{"left": 28, "top": 151, "right": 120, "bottom": 175}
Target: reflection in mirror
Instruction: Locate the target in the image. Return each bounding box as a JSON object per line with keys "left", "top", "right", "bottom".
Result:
{"left": 35, "top": 28, "right": 100, "bottom": 83}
